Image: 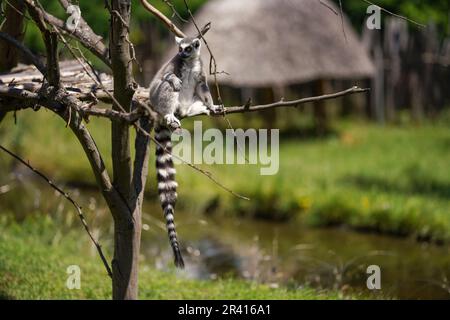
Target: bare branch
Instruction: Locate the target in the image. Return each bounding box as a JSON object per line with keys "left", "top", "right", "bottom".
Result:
{"left": 0, "top": 86, "right": 41, "bottom": 100}
{"left": 53, "top": 92, "right": 135, "bottom": 227}
{"left": 139, "top": 0, "right": 185, "bottom": 37}
{"left": 23, "top": 0, "right": 111, "bottom": 67}
{"left": 361, "top": 0, "right": 425, "bottom": 28}
{"left": 0, "top": 32, "right": 46, "bottom": 75}
{"left": 0, "top": 144, "right": 113, "bottom": 278}
{"left": 132, "top": 123, "right": 251, "bottom": 201}
{"left": 24, "top": 0, "right": 60, "bottom": 86}
{"left": 131, "top": 116, "right": 152, "bottom": 206}
{"left": 80, "top": 105, "right": 142, "bottom": 123}
{"left": 0, "top": 0, "right": 26, "bottom": 71}
{"left": 0, "top": 87, "right": 136, "bottom": 231}
{"left": 337, "top": 0, "right": 347, "bottom": 43}
{"left": 162, "top": 0, "right": 188, "bottom": 23}
{"left": 319, "top": 0, "right": 338, "bottom": 15}
{"left": 218, "top": 87, "right": 370, "bottom": 115}
{"left": 139, "top": 0, "right": 210, "bottom": 38}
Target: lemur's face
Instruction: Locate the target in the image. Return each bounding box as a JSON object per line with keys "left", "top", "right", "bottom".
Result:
{"left": 176, "top": 37, "right": 201, "bottom": 59}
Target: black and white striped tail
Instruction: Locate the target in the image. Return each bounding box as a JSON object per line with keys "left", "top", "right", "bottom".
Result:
{"left": 155, "top": 125, "right": 185, "bottom": 268}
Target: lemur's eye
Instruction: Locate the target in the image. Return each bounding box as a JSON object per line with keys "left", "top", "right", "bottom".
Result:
{"left": 185, "top": 47, "right": 192, "bottom": 53}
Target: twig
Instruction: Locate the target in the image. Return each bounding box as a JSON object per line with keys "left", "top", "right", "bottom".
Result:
{"left": 338, "top": 0, "right": 347, "bottom": 43}
{"left": 319, "top": 0, "right": 338, "bottom": 15}
{"left": 139, "top": 0, "right": 185, "bottom": 37}
{"left": 361, "top": 0, "right": 425, "bottom": 28}
{"left": 139, "top": 0, "right": 210, "bottom": 39}
{"left": 0, "top": 144, "right": 113, "bottom": 278}
{"left": 162, "top": 0, "right": 188, "bottom": 23}
{"left": 143, "top": 129, "right": 250, "bottom": 201}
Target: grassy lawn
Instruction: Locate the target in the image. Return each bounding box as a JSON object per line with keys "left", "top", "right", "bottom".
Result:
{"left": 0, "top": 215, "right": 346, "bottom": 299}
{"left": 1, "top": 110, "right": 449, "bottom": 243}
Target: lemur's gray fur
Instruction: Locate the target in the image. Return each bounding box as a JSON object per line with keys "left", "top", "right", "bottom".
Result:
{"left": 149, "top": 36, "right": 221, "bottom": 268}
{"left": 150, "top": 36, "right": 221, "bottom": 129}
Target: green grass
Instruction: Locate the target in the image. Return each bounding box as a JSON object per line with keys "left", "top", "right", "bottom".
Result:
{"left": 0, "top": 215, "right": 346, "bottom": 299}
{"left": 1, "top": 110, "right": 449, "bottom": 243}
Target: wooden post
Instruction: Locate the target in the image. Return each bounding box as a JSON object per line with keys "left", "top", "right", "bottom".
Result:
{"left": 362, "top": 23, "right": 385, "bottom": 124}
{"left": 384, "top": 18, "right": 408, "bottom": 122}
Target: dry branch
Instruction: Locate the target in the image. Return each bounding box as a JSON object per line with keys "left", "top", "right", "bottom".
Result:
{"left": 139, "top": 0, "right": 211, "bottom": 38}
{"left": 0, "top": 144, "right": 113, "bottom": 278}
{"left": 139, "top": 0, "right": 185, "bottom": 37}
{"left": 361, "top": 0, "right": 425, "bottom": 28}
{"left": 0, "top": 32, "right": 46, "bottom": 75}
{"left": 0, "top": 0, "right": 26, "bottom": 71}
{"left": 220, "top": 87, "right": 370, "bottom": 115}
{"left": 43, "top": 0, "right": 110, "bottom": 66}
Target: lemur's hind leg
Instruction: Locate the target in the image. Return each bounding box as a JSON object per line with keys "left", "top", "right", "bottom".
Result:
{"left": 181, "top": 100, "right": 211, "bottom": 117}
{"left": 180, "top": 100, "right": 223, "bottom": 118}
{"left": 156, "top": 93, "right": 181, "bottom": 130}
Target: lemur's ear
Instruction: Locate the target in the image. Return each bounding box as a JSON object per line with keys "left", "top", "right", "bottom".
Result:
{"left": 193, "top": 39, "right": 200, "bottom": 48}
{"left": 175, "top": 36, "right": 183, "bottom": 44}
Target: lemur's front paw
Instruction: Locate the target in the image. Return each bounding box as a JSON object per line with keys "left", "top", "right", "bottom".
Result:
{"left": 171, "top": 78, "right": 182, "bottom": 92}
{"left": 164, "top": 114, "right": 181, "bottom": 130}
{"left": 209, "top": 104, "right": 224, "bottom": 115}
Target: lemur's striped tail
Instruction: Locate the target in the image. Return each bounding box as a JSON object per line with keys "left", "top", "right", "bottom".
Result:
{"left": 155, "top": 125, "right": 185, "bottom": 268}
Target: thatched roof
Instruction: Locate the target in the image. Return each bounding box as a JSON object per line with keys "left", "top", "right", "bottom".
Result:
{"left": 164, "top": 0, "right": 375, "bottom": 88}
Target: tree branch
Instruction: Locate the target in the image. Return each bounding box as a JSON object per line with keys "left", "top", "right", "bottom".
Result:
{"left": 0, "top": 32, "right": 46, "bottom": 75}
{"left": 80, "top": 104, "right": 142, "bottom": 123}
{"left": 139, "top": 0, "right": 185, "bottom": 37}
{"left": 0, "top": 144, "right": 113, "bottom": 278}
{"left": 131, "top": 116, "right": 152, "bottom": 211}
{"left": 24, "top": 0, "right": 60, "bottom": 86}
{"left": 217, "top": 86, "right": 370, "bottom": 115}
{"left": 42, "top": 1, "right": 111, "bottom": 67}
{"left": 139, "top": 0, "right": 211, "bottom": 38}
{"left": 49, "top": 90, "right": 134, "bottom": 228}
{"left": 0, "top": 86, "right": 41, "bottom": 101}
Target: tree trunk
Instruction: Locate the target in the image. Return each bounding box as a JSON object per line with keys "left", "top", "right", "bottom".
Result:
{"left": 109, "top": 0, "right": 141, "bottom": 300}
{"left": 112, "top": 212, "right": 142, "bottom": 299}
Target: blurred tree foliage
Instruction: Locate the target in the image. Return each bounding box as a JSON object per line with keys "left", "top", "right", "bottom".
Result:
{"left": 335, "top": 0, "right": 449, "bottom": 37}
{"left": 2, "top": 0, "right": 448, "bottom": 59}
{"left": 18, "top": 0, "right": 208, "bottom": 53}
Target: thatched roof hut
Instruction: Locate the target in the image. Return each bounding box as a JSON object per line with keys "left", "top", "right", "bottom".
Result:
{"left": 165, "top": 0, "right": 375, "bottom": 88}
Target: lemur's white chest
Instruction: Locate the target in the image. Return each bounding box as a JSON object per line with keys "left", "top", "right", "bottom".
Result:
{"left": 179, "top": 59, "right": 201, "bottom": 107}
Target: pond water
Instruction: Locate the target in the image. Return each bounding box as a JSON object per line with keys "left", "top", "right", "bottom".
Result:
{"left": 1, "top": 172, "right": 449, "bottom": 299}
{"left": 142, "top": 206, "right": 450, "bottom": 299}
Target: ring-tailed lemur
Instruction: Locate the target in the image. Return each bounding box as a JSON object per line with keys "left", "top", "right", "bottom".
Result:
{"left": 149, "top": 35, "right": 222, "bottom": 268}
